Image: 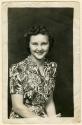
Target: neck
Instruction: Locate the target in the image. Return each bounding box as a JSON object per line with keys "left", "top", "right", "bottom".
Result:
{"left": 30, "top": 55, "right": 44, "bottom": 67}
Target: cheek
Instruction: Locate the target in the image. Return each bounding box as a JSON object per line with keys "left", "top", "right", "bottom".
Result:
{"left": 43, "top": 45, "right": 49, "bottom": 51}
{"left": 29, "top": 45, "right": 36, "bottom": 51}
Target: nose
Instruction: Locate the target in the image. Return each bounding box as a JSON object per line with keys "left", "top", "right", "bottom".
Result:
{"left": 37, "top": 45, "right": 42, "bottom": 50}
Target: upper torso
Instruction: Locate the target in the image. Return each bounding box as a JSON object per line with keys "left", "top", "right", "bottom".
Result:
{"left": 9, "top": 55, "right": 57, "bottom": 118}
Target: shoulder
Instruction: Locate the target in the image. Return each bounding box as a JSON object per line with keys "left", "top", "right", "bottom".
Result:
{"left": 45, "top": 59, "right": 57, "bottom": 76}
{"left": 46, "top": 59, "right": 57, "bottom": 69}
{"left": 49, "top": 61, "right": 57, "bottom": 68}
{"left": 9, "top": 57, "right": 29, "bottom": 77}
{"left": 49, "top": 61, "right": 57, "bottom": 74}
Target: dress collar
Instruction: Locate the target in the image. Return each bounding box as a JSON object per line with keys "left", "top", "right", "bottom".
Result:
{"left": 25, "top": 55, "right": 48, "bottom": 75}
{"left": 26, "top": 55, "right": 48, "bottom": 67}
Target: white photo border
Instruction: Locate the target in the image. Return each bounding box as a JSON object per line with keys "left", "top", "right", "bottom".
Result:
{"left": 2, "top": 1, "right": 80, "bottom": 124}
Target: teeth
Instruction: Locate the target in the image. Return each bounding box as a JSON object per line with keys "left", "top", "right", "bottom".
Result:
{"left": 36, "top": 52, "right": 43, "bottom": 53}
{"left": 37, "top": 53, "right": 42, "bottom": 55}
{"left": 36, "top": 52, "right": 43, "bottom": 54}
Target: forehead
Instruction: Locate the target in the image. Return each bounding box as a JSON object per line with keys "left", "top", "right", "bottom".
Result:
{"left": 30, "top": 34, "right": 49, "bottom": 42}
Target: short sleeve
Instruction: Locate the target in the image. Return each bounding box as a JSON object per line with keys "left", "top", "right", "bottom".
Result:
{"left": 9, "top": 64, "right": 23, "bottom": 95}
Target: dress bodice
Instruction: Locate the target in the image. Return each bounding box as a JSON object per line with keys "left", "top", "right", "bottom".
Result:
{"left": 9, "top": 56, "right": 57, "bottom": 118}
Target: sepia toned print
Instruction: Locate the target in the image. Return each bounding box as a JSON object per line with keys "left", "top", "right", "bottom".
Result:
{"left": 8, "top": 8, "right": 73, "bottom": 119}
{"left": 1, "top": 1, "right": 80, "bottom": 124}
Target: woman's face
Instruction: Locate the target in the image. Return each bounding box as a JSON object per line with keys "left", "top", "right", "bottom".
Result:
{"left": 29, "top": 34, "right": 49, "bottom": 60}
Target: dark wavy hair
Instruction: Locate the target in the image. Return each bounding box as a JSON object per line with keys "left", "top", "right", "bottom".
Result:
{"left": 24, "top": 24, "right": 55, "bottom": 55}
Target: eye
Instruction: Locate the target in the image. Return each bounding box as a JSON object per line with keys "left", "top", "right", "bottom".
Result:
{"left": 31, "top": 42, "right": 38, "bottom": 45}
{"left": 42, "top": 42, "right": 48, "bottom": 45}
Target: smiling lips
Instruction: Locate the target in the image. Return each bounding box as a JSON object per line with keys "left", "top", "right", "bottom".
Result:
{"left": 35, "top": 50, "right": 45, "bottom": 55}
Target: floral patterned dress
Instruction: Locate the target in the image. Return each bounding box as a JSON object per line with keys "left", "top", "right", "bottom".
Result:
{"left": 9, "top": 55, "right": 57, "bottom": 118}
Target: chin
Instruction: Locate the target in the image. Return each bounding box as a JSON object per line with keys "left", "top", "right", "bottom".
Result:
{"left": 34, "top": 54, "right": 46, "bottom": 60}
{"left": 35, "top": 56, "right": 45, "bottom": 60}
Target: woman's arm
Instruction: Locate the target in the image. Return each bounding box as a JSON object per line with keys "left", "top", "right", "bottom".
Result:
{"left": 46, "top": 94, "right": 56, "bottom": 117}
{"left": 11, "top": 94, "right": 37, "bottom": 118}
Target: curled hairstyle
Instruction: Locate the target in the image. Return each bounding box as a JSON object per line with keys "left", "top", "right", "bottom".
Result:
{"left": 24, "top": 24, "right": 54, "bottom": 54}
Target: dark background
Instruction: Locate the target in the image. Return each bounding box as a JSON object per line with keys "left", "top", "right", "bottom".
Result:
{"left": 8, "top": 8, "right": 74, "bottom": 117}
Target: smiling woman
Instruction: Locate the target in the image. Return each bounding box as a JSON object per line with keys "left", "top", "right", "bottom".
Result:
{"left": 9, "top": 25, "right": 59, "bottom": 118}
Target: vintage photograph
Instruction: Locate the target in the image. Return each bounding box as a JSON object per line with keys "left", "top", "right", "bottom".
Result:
{"left": 2, "top": 1, "right": 80, "bottom": 124}
{"left": 8, "top": 7, "right": 74, "bottom": 119}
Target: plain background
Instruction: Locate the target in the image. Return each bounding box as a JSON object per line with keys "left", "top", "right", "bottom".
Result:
{"left": 8, "top": 8, "right": 73, "bottom": 117}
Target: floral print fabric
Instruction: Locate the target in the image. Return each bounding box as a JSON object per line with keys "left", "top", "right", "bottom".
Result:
{"left": 9, "top": 55, "right": 57, "bottom": 118}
